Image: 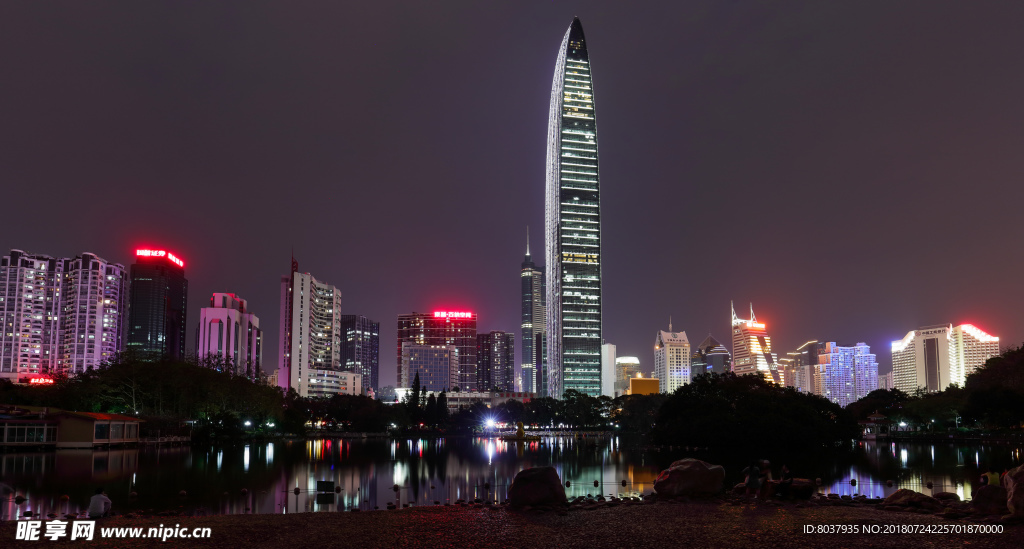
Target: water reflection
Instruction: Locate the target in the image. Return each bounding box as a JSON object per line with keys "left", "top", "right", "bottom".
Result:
{"left": 1, "top": 438, "right": 1021, "bottom": 519}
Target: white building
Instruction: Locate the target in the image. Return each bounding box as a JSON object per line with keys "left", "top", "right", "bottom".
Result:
{"left": 306, "top": 369, "right": 362, "bottom": 398}
{"left": 814, "top": 342, "right": 878, "bottom": 408}
{"left": 879, "top": 370, "right": 894, "bottom": 391}
{"left": 600, "top": 343, "right": 616, "bottom": 398}
{"left": 197, "top": 293, "right": 262, "bottom": 380}
{"left": 892, "top": 324, "right": 999, "bottom": 393}
{"left": 278, "top": 269, "right": 343, "bottom": 397}
{"left": 1, "top": 250, "right": 127, "bottom": 381}
{"left": 654, "top": 328, "right": 690, "bottom": 393}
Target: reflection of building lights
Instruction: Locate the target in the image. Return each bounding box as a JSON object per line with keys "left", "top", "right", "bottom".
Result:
{"left": 900, "top": 449, "right": 908, "bottom": 467}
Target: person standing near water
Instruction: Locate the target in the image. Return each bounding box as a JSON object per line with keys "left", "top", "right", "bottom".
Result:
{"left": 87, "top": 487, "right": 111, "bottom": 519}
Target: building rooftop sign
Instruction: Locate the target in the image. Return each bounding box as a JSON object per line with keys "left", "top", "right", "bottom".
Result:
{"left": 136, "top": 249, "right": 184, "bottom": 268}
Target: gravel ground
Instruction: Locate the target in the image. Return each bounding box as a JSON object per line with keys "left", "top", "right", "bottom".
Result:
{"left": 2, "top": 501, "right": 1020, "bottom": 548}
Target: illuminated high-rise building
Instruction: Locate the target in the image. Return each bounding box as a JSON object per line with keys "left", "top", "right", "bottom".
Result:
{"left": 397, "top": 311, "right": 477, "bottom": 390}
{"left": 814, "top": 342, "right": 878, "bottom": 407}
{"left": 278, "top": 260, "right": 343, "bottom": 396}
{"left": 197, "top": 293, "right": 262, "bottom": 380}
{"left": 1, "top": 250, "right": 128, "bottom": 380}
{"left": 521, "top": 229, "right": 546, "bottom": 395}
{"left": 781, "top": 340, "right": 819, "bottom": 393}
{"left": 654, "top": 326, "right": 691, "bottom": 393}
{"left": 127, "top": 248, "right": 188, "bottom": 360}
{"left": 477, "top": 331, "right": 515, "bottom": 391}
{"left": 730, "top": 302, "right": 779, "bottom": 383}
{"left": 600, "top": 342, "right": 616, "bottom": 397}
{"left": 400, "top": 344, "right": 458, "bottom": 391}
{"left": 338, "top": 315, "right": 379, "bottom": 392}
{"left": 691, "top": 334, "right": 730, "bottom": 378}
{"left": 614, "top": 356, "right": 640, "bottom": 397}
{"left": 891, "top": 323, "right": 998, "bottom": 393}
{"left": 545, "top": 17, "right": 603, "bottom": 398}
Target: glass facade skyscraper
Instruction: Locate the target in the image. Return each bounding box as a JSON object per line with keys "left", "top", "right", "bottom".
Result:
{"left": 545, "top": 17, "right": 602, "bottom": 398}
{"left": 520, "top": 231, "right": 545, "bottom": 394}
{"left": 127, "top": 249, "right": 188, "bottom": 361}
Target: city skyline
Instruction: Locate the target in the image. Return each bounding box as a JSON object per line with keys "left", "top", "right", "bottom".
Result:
{"left": 2, "top": 3, "right": 1023, "bottom": 389}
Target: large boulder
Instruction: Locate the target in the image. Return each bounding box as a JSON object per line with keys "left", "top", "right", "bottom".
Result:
{"left": 507, "top": 466, "right": 567, "bottom": 509}
{"left": 653, "top": 458, "right": 725, "bottom": 498}
{"left": 973, "top": 484, "right": 1008, "bottom": 515}
{"left": 883, "top": 489, "right": 942, "bottom": 511}
{"left": 1006, "top": 465, "right": 1024, "bottom": 518}
{"left": 789, "top": 478, "right": 816, "bottom": 500}
{"left": 933, "top": 492, "right": 960, "bottom": 502}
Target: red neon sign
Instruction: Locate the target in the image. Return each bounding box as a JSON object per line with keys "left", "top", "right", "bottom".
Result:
{"left": 433, "top": 311, "right": 474, "bottom": 319}
{"left": 29, "top": 377, "right": 54, "bottom": 385}
{"left": 136, "top": 249, "right": 184, "bottom": 268}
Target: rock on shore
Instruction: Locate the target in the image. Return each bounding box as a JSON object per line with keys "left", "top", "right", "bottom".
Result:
{"left": 653, "top": 458, "right": 725, "bottom": 498}
{"left": 507, "top": 466, "right": 567, "bottom": 509}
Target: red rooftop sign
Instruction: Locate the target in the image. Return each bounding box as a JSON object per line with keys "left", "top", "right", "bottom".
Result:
{"left": 433, "top": 311, "right": 474, "bottom": 319}
{"left": 136, "top": 249, "right": 184, "bottom": 268}
{"left": 28, "top": 377, "right": 54, "bottom": 385}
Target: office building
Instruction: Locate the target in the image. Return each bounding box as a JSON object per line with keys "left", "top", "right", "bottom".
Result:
{"left": 654, "top": 326, "right": 691, "bottom": 393}
{"left": 614, "top": 356, "right": 640, "bottom": 397}
{"left": 278, "top": 260, "right": 343, "bottom": 396}
{"left": 1, "top": 250, "right": 128, "bottom": 380}
{"left": 690, "top": 335, "right": 730, "bottom": 378}
{"left": 339, "top": 315, "right": 380, "bottom": 392}
{"left": 521, "top": 230, "right": 546, "bottom": 395}
{"left": 545, "top": 17, "right": 603, "bottom": 398}
{"left": 477, "top": 331, "right": 515, "bottom": 391}
{"left": 127, "top": 248, "right": 188, "bottom": 360}
{"left": 397, "top": 311, "right": 477, "bottom": 390}
{"left": 730, "top": 302, "right": 779, "bottom": 383}
{"left": 521, "top": 364, "right": 535, "bottom": 393}
{"left": 400, "top": 343, "right": 458, "bottom": 392}
{"left": 892, "top": 324, "right": 999, "bottom": 393}
{"left": 307, "top": 369, "right": 362, "bottom": 398}
{"left": 197, "top": 293, "right": 262, "bottom": 379}
{"left": 879, "top": 370, "right": 894, "bottom": 391}
{"left": 781, "top": 340, "right": 819, "bottom": 393}
{"left": 814, "top": 342, "right": 878, "bottom": 407}
{"left": 628, "top": 376, "right": 660, "bottom": 396}
{"left": 600, "top": 343, "right": 616, "bottom": 397}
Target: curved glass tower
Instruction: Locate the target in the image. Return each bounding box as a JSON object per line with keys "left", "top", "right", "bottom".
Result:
{"left": 545, "top": 17, "right": 602, "bottom": 398}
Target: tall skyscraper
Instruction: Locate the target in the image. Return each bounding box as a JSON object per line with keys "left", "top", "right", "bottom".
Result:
{"left": 814, "top": 342, "right": 878, "bottom": 407}
{"left": 197, "top": 293, "right": 262, "bottom": 380}
{"left": 654, "top": 327, "right": 691, "bottom": 393}
{"left": 338, "top": 315, "right": 380, "bottom": 392}
{"left": 127, "top": 248, "right": 188, "bottom": 360}
{"left": 278, "top": 261, "right": 343, "bottom": 396}
{"left": 546, "top": 17, "right": 603, "bottom": 398}
{"left": 781, "top": 340, "right": 819, "bottom": 393}
{"left": 730, "top": 302, "right": 779, "bottom": 383}
{"left": 691, "top": 334, "right": 731, "bottom": 378}
{"left": 1, "top": 250, "right": 127, "bottom": 381}
{"left": 477, "top": 331, "right": 515, "bottom": 391}
{"left": 397, "top": 311, "right": 477, "bottom": 390}
{"left": 891, "top": 323, "right": 998, "bottom": 393}
{"left": 521, "top": 229, "right": 546, "bottom": 395}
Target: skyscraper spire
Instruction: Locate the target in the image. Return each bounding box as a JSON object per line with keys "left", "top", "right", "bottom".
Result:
{"left": 750, "top": 303, "right": 757, "bottom": 323}
{"left": 669, "top": 316, "right": 673, "bottom": 332}
{"left": 525, "top": 226, "right": 530, "bottom": 258}
{"left": 731, "top": 301, "right": 738, "bottom": 324}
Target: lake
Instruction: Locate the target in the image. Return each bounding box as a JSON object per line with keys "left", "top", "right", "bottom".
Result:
{"left": 1, "top": 436, "right": 1021, "bottom": 519}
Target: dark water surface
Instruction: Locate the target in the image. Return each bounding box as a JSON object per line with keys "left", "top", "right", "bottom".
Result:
{"left": 1, "top": 436, "right": 1021, "bottom": 519}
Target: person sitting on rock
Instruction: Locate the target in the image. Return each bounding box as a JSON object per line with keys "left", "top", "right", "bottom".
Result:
{"left": 980, "top": 467, "right": 999, "bottom": 487}
{"left": 776, "top": 465, "right": 793, "bottom": 499}
{"left": 741, "top": 460, "right": 761, "bottom": 500}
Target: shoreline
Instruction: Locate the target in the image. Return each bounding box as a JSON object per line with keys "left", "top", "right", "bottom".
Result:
{"left": 3, "top": 497, "right": 1020, "bottom": 548}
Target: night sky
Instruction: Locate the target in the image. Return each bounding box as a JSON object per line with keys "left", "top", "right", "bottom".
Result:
{"left": 3, "top": 2, "right": 1023, "bottom": 386}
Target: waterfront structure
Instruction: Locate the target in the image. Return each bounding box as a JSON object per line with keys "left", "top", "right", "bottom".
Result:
{"left": 127, "top": 248, "right": 188, "bottom": 360}
{"left": 477, "top": 331, "right": 515, "bottom": 391}
{"left": 278, "top": 260, "right": 343, "bottom": 396}
{"left": 614, "top": 356, "right": 641, "bottom": 397}
{"left": 781, "top": 340, "right": 819, "bottom": 393}
{"left": 338, "top": 315, "right": 380, "bottom": 392}
{"left": 521, "top": 229, "right": 546, "bottom": 395}
{"left": 690, "top": 335, "right": 730, "bottom": 378}
{"left": 600, "top": 343, "right": 616, "bottom": 397}
{"left": 197, "top": 293, "right": 262, "bottom": 379}
{"left": 306, "top": 369, "right": 362, "bottom": 398}
{"left": 654, "top": 326, "right": 691, "bottom": 393}
{"left": 393, "top": 389, "right": 535, "bottom": 413}
{"left": 397, "top": 311, "right": 477, "bottom": 391}
{"left": 1, "top": 250, "right": 128, "bottom": 381}
{"left": 400, "top": 343, "right": 458, "bottom": 392}
{"left": 730, "top": 302, "right": 779, "bottom": 383}
{"left": 814, "top": 342, "right": 878, "bottom": 407}
{"left": 891, "top": 324, "right": 999, "bottom": 393}
{"left": 545, "top": 17, "right": 603, "bottom": 398}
